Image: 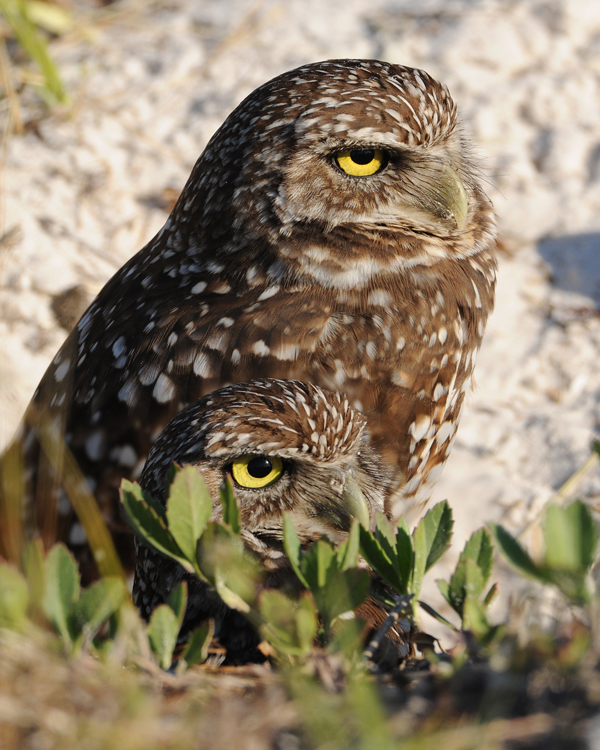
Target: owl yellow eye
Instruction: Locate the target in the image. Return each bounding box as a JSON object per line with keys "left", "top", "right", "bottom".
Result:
{"left": 231, "top": 455, "right": 284, "bottom": 489}
{"left": 336, "top": 148, "right": 385, "bottom": 177}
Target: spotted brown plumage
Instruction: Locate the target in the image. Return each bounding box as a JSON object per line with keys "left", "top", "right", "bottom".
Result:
{"left": 133, "top": 379, "right": 393, "bottom": 659}
{"left": 2, "top": 59, "right": 497, "bottom": 577}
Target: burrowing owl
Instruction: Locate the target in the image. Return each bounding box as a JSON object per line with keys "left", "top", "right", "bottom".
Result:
{"left": 133, "top": 379, "right": 392, "bottom": 657}
{"left": 2, "top": 59, "right": 497, "bottom": 577}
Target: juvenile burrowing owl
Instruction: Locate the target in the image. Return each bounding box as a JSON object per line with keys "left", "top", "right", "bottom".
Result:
{"left": 2, "top": 59, "right": 497, "bottom": 577}
{"left": 133, "top": 379, "right": 392, "bottom": 657}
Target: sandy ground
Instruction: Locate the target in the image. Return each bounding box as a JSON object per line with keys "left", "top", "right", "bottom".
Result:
{"left": 2, "top": 0, "right": 600, "bottom": 619}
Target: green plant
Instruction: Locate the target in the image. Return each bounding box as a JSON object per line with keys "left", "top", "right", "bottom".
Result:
{"left": 358, "top": 502, "right": 453, "bottom": 611}
{"left": 0, "top": 540, "right": 126, "bottom": 653}
{"left": 491, "top": 499, "right": 598, "bottom": 607}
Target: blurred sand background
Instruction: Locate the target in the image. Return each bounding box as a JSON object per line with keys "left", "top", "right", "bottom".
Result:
{"left": 2, "top": 0, "right": 600, "bottom": 619}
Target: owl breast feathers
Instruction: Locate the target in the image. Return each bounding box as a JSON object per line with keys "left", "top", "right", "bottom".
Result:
{"left": 3, "top": 59, "right": 497, "bottom": 579}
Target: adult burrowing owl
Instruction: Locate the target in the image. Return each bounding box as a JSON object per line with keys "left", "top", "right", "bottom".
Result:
{"left": 2, "top": 59, "right": 497, "bottom": 577}
{"left": 133, "top": 379, "right": 393, "bottom": 657}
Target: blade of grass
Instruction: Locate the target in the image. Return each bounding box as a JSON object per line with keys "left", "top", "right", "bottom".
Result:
{"left": 25, "top": 402, "right": 125, "bottom": 580}
{"left": 0, "top": 0, "right": 68, "bottom": 105}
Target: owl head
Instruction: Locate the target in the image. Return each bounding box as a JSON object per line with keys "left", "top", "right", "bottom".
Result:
{"left": 139, "top": 379, "right": 392, "bottom": 567}
{"left": 167, "top": 59, "right": 494, "bottom": 292}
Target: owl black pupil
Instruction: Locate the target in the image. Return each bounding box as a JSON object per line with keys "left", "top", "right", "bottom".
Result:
{"left": 350, "top": 149, "right": 375, "bottom": 164}
{"left": 247, "top": 457, "right": 273, "bottom": 478}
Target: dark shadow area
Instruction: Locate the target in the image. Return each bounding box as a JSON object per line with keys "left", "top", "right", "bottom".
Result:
{"left": 539, "top": 232, "right": 600, "bottom": 306}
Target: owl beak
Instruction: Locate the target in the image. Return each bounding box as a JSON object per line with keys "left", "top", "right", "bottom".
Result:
{"left": 428, "top": 164, "right": 469, "bottom": 230}
{"left": 417, "top": 164, "right": 469, "bottom": 231}
{"left": 339, "top": 475, "right": 370, "bottom": 529}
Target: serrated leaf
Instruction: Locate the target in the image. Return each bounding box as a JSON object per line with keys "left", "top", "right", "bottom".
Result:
{"left": 282, "top": 514, "right": 309, "bottom": 588}
{"left": 120, "top": 480, "right": 193, "bottom": 573}
{"left": 460, "top": 528, "right": 493, "bottom": 584}
{"left": 42, "top": 543, "right": 80, "bottom": 643}
{"left": 544, "top": 501, "right": 597, "bottom": 573}
{"left": 220, "top": 477, "right": 240, "bottom": 534}
{"left": 359, "top": 525, "right": 404, "bottom": 593}
{"left": 412, "top": 502, "right": 453, "bottom": 598}
{"left": 167, "top": 581, "right": 188, "bottom": 630}
{"left": 166, "top": 465, "right": 212, "bottom": 566}
{"left": 373, "top": 512, "right": 396, "bottom": 555}
{"left": 70, "top": 577, "right": 126, "bottom": 641}
{"left": 0, "top": 564, "right": 29, "bottom": 630}
{"left": 181, "top": 620, "right": 214, "bottom": 667}
{"left": 447, "top": 559, "right": 468, "bottom": 616}
{"left": 148, "top": 604, "right": 180, "bottom": 670}
{"left": 394, "top": 524, "right": 413, "bottom": 592}
{"left": 423, "top": 501, "right": 454, "bottom": 570}
{"left": 489, "top": 523, "right": 549, "bottom": 583}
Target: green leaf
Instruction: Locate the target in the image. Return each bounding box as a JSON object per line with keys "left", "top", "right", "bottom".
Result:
{"left": 336, "top": 520, "right": 360, "bottom": 571}
{"left": 120, "top": 480, "right": 194, "bottom": 574}
{"left": 214, "top": 575, "right": 251, "bottom": 614}
{"left": 546, "top": 570, "right": 590, "bottom": 606}
{"left": 373, "top": 512, "right": 397, "bottom": 558}
{"left": 302, "top": 539, "right": 336, "bottom": 590}
{"left": 220, "top": 477, "right": 241, "bottom": 534}
{"left": 197, "top": 523, "right": 261, "bottom": 613}
{"left": 423, "top": 501, "right": 454, "bottom": 571}
{"left": 282, "top": 514, "right": 309, "bottom": 588}
{"left": 483, "top": 582, "right": 499, "bottom": 608}
{"left": 462, "top": 596, "right": 489, "bottom": 638}
{"left": 0, "top": 564, "right": 29, "bottom": 630}
{"left": 359, "top": 525, "right": 403, "bottom": 594}
{"left": 148, "top": 604, "right": 180, "bottom": 670}
{"left": 489, "top": 523, "right": 549, "bottom": 583}
{"left": 544, "top": 501, "right": 597, "bottom": 573}
{"left": 394, "top": 522, "right": 413, "bottom": 592}
{"left": 260, "top": 589, "right": 318, "bottom": 656}
{"left": 437, "top": 578, "right": 451, "bottom": 607}
{"left": 419, "top": 597, "right": 459, "bottom": 631}
{"left": 70, "top": 577, "right": 127, "bottom": 641}
{"left": 461, "top": 528, "right": 493, "bottom": 584}
{"left": 181, "top": 620, "right": 214, "bottom": 667}
{"left": 321, "top": 569, "right": 370, "bottom": 624}
{"left": 411, "top": 501, "right": 453, "bottom": 598}
{"left": 294, "top": 593, "right": 319, "bottom": 653}
{"left": 42, "top": 543, "right": 80, "bottom": 643}
{"left": 167, "top": 581, "right": 188, "bottom": 630}
{"left": 166, "top": 465, "right": 212, "bottom": 567}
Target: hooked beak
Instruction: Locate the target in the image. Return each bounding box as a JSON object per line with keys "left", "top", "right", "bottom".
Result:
{"left": 338, "top": 475, "right": 370, "bottom": 529}
{"left": 420, "top": 164, "right": 469, "bottom": 231}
